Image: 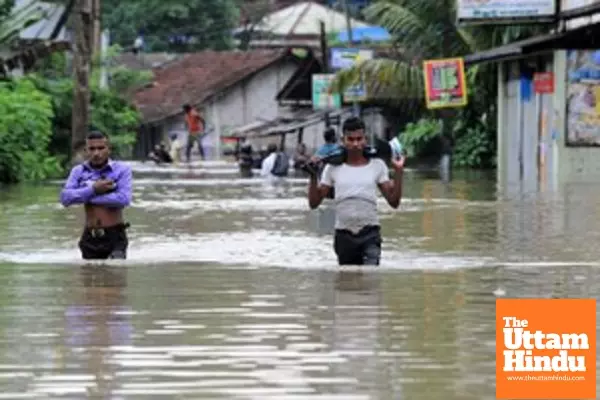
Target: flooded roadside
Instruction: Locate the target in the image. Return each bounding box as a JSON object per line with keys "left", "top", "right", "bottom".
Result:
{"left": 0, "top": 161, "right": 599, "bottom": 398}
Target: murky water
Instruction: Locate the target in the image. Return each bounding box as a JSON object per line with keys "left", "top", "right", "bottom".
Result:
{"left": 0, "top": 161, "right": 599, "bottom": 399}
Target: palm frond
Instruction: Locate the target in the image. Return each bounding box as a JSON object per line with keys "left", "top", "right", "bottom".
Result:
{"left": 331, "top": 58, "right": 425, "bottom": 103}
{"left": 0, "top": 0, "right": 45, "bottom": 45}
{"left": 363, "top": 2, "right": 431, "bottom": 47}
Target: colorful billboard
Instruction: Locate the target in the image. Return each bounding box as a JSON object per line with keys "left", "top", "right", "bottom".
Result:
{"left": 423, "top": 57, "right": 468, "bottom": 109}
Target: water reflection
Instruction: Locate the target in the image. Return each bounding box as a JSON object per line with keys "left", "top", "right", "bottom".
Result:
{"left": 60, "top": 266, "right": 130, "bottom": 397}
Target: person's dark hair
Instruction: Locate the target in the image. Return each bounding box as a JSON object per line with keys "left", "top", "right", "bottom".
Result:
{"left": 183, "top": 104, "right": 191, "bottom": 112}
{"left": 342, "top": 117, "right": 365, "bottom": 135}
{"left": 267, "top": 143, "right": 278, "bottom": 153}
{"left": 323, "top": 128, "right": 336, "bottom": 143}
{"left": 86, "top": 130, "right": 107, "bottom": 140}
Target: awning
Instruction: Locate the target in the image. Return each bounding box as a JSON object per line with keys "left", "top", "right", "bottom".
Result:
{"left": 464, "top": 21, "right": 600, "bottom": 66}
{"left": 227, "top": 119, "right": 279, "bottom": 137}
{"left": 260, "top": 108, "right": 351, "bottom": 137}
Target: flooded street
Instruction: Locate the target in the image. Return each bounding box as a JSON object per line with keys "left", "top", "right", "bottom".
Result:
{"left": 0, "top": 161, "right": 599, "bottom": 399}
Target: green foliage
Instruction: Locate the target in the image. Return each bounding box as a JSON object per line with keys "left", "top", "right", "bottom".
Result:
{"left": 90, "top": 87, "right": 139, "bottom": 157}
{"left": 26, "top": 48, "right": 145, "bottom": 164}
{"left": 0, "top": 78, "right": 62, "bottom": 183}
{"left": 399, "top": 118, "right": 441, "bottom": 157}
{"left": 0, "top": 0, "right": 47, "bottom": 46}
{"left": 0, "top": 0, "right": 14, "bottom": 20}
{"left": 102, "top": 0, "right": 240, "bottom": 52}
{"left": 28, "top": 73, "right": 141, "bottom": 162}
{"left": 95, "top": 45, "right": 153, "bottom": 95}
{"left": 451, "top": 111, "right": 496, "bottom": 169}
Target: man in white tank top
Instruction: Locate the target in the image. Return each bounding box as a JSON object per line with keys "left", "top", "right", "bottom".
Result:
{"left": 307, "top": 117, "right": 405, "bottom": 265}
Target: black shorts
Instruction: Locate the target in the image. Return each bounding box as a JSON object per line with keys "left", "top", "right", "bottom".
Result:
{"left": 78, "top": 223, "right": 129, "bottom": 260}
{"left": 333, "top": 225, "right": 382, "bottom": 265}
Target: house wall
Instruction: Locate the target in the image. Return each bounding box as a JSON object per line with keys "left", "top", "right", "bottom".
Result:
{"left": 497, "top": 57, "right": 555, "bottom": 195}
{"left": 149, "top": 60, "right": 298, "bottom": 159}
{"left": 553, "top": 50, "right": 600, "bottom": 183}
{"left": 141, "top": 61, "right": 389, "bottom": 160}
{"left": 497, "top": 48, "right": 600, "bottom": 193}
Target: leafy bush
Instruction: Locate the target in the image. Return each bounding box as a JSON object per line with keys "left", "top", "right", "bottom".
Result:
{"left": 28, "top": 75, "right": 141, "bottom": 163}
{"left": 399, "top": 118, "right": 441, "bottom": 157}
{"left": 451, "top": 110, "right": 496, "bottom": 169}
{"left": 0, "top": 79, "right": 62, "bottom": 183}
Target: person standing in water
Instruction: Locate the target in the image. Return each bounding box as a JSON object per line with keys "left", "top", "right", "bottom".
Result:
{"left": 183, "top": 104, "right": 206, "bottom": 162}
{"left": 307, "top": 117, "right": 405, "bottom": 266}
{"left": 60, "top": 131, "right": 133, "bottom": 260}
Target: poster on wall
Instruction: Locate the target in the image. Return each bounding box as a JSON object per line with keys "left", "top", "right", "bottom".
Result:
{"left": 423, "top": 57, "right": 468, "bottom": 109}
{"left": 566, "top": 49, "right": 600, "bottom": 146}
{"left": 312, "top": 74, "right": 342, "bottom": 110}
{"left": 456, "top": 0, "right": 556, "bottom": 25}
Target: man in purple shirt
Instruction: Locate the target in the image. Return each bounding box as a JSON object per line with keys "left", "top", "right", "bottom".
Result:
{"left": 60, "top": 131, "right": 133, "bottom": 259}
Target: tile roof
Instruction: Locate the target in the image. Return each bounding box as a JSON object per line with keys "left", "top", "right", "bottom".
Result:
{"left": 114, "top": 52, "right": 182, "bottom": 71}
{"left": 133, "top": 49, "right": 289, "bottom": 124}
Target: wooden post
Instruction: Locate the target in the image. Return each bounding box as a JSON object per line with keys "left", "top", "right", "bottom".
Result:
{"left": 71, "top": 0, "right": 93, "bottom": 163}
{"left": 319, "top": 21, "right": 330, "bottom": 128}
{"left": 92, "top": 0, "right": 101, "bottom": 56}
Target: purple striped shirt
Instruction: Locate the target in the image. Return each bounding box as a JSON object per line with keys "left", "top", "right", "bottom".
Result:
{"left": 59, "top": 160, "right": 132, "bottom": 208}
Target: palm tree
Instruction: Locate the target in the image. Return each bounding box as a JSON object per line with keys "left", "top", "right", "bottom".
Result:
{"left": 331, "top": 0, "right": 548, "bottom": 115}
{"left": 0, "top": 0, "right": 48, "bottom": 46}
{"left": 329, "top": 0, "right": 550, "bottom": 167}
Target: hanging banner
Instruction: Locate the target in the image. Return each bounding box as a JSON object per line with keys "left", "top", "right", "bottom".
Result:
{"left": 423, "top": 57, "right": 468, "bottom": 109}
{"left": 456, "top": 0, "right": 556, "bottom": 25}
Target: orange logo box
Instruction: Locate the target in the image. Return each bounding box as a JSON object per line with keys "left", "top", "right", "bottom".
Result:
{"left": 496, "top": 299, "right": 596, "bottom": 399}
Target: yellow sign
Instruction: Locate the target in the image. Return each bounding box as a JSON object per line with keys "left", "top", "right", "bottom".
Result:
{"left": 422, "top": 58, "right": 468, "bottom": 109}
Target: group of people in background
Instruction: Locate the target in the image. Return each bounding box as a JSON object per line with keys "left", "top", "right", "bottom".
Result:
{"left": 145, "top": 102, "right": 452, "bottom": 185}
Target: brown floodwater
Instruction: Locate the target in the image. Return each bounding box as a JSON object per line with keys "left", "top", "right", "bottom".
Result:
{"left": 0, "top": 160, "right": 598, "bottom": 399}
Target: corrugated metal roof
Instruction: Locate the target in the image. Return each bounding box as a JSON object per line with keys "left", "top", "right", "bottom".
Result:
{"left": 237, "top": 1, "right": 372, "bottom": 37}
{"left": 16, "top": 0, "right": 66, "bottom": 40}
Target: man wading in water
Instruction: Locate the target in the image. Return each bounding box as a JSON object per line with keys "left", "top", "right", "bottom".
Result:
{"left": 307, "top": 117, "right": 404, "bottom": 265}
{"left": 60, "top": 131, "right": 133, "bottom": 260}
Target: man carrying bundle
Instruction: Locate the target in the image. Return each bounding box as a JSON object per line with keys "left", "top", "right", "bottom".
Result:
{"left": 307, "top": 117, "right": 405, "bottom": 266}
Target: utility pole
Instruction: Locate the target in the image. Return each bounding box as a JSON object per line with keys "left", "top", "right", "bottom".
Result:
{"left": 92, "top": 0, "right": 101, "bottom": 56}
{"left": 340, "top": 0, "right": 353, "bottom": 43}
{"left": 319, "top": 21, "right": 330, "bottom": 127}
{"left": 340, "top": 0, "right": 360, "bottom": 118}
{"left": 71, "top": 0, "right": 93, "bottom": 164}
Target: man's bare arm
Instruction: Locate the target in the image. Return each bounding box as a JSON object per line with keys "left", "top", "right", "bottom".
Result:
{"left": 308, "top": 174, "right": 331, "bottom": 209}
{"left": 378, "top": 169, "right": 403, "bottom": 209}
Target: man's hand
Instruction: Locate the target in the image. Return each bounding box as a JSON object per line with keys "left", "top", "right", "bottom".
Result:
{"left": 391, "top": 155, "right": 405, "bottom": 172}
{"left": 93, "top": 179, "right": 115, "bottom": 194}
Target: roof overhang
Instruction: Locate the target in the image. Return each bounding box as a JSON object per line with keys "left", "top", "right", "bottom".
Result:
{"left": 464, "top": 21, "right": 600, "bottom": 66}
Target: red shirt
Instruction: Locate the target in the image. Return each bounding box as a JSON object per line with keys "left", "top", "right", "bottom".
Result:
{"left": 186, "top": 109, "right": 204, "bottom": 136}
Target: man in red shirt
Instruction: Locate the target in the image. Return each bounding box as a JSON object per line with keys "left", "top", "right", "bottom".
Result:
{"left": 183, "top": 104, "right": 206, "bottom": 162}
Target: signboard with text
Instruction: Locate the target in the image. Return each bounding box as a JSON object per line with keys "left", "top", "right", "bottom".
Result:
{"left": 312, "top": 74, "right": 342, "bottom": 110}
{"left": 533, "top": 72, "right": 554, "bottom": 93}
{"left": 423, "top": 58, "right": 468, "bottom": 109}
{"left": 330, "top": 48, "right": 373, "bottom": 102}
{"left": 457, "top": 0, "right": 556, "bottom": 25}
